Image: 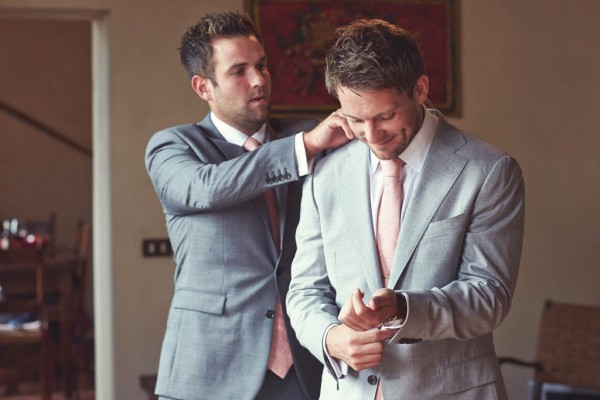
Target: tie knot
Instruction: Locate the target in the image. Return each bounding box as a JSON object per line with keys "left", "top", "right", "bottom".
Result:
{"left": 380, "top": 158, "right": 404, "bottom": 178}
{"left": 243, "top": 137, "right": 262, "bottom": 152}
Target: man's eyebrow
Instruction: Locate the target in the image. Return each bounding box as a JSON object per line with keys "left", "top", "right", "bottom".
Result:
{"left": 226, "top": 62, "right": 248, "bottom": 72}
{"left": 225, "top": 56, "right": 268, "bottom": 72}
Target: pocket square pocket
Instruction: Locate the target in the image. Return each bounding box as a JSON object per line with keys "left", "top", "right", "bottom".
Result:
{"left": 422, "top": 213, "right": 468, "bottom": 240}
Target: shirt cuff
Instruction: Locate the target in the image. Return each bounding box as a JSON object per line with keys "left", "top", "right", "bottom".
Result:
{"left": 295, "top": 132, "right": 315, "bottom": 176}
{"left": 323, "top": 324, "right": 348, "bottom": 378}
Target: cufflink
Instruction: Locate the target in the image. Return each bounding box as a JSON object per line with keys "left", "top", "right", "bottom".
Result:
{"left": 381, "top": 316, "right": 404, "bottom": 330}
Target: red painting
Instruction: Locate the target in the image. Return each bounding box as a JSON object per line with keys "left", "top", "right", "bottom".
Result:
{"left": 246, "top": 0, "right": 460, "bottom": 115}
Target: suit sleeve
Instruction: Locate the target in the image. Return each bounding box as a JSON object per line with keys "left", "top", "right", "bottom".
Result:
{"left": 390, "top": 155, "right": 525, "bottom": 343}
{"left": 145, "top": 128, "right": 299, "bottom": 215}
{"left": 286, "top": 172, "right": 340, "bottom": 365}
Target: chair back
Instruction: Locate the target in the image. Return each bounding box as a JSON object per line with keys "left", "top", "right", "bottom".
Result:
{"left": 534, "top": 300, "right": 600, "bottom": 390}
{"left": 0, "top": 244, "right": 46, "bottom": 304}
{"left": 0, "top": 243, "right": 53, "bottom": 399}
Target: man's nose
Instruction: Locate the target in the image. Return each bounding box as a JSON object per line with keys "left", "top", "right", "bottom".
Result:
{"left": 249, "top": 67, "right": 267, "bottom": 87}
{"left": 364, "top": 120, "right": 383, "bottom": 144}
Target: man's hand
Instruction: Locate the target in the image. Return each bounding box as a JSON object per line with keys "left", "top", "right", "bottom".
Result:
{"left": 303, "top": 109, "right": 354, "bottom": 159}
{"left": 339, "top": 288, "right": 399, "bottom": 331}
{"left": 325, "top": 324, "right": 397, "bottom": 371}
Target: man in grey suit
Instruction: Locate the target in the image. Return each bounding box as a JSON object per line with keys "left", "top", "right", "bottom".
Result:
{"left": 145, "top": 12, "right": 349, "bottom": 400}
{"left": 287, "top": 19, "right": 525, "bottom": 399}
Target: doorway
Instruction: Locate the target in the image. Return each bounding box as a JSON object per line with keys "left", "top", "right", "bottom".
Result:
{"left": 0, "top": 8, "right": 113, "bottom": 400}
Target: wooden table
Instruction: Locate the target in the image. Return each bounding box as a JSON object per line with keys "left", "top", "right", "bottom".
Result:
{"left": 0, "top": 252, "right": 81, "bottom": 398}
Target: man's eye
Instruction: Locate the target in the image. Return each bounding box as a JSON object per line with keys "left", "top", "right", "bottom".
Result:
{"left": 232, "top": 69, "right": 244, "bottom": 76}
{"left": 377, "top": 113, "right": 394, "bottom": 120}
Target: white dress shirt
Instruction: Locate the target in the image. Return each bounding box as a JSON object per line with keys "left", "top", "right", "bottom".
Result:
{"left": 210, "top": 113, "right": 313, "bottom": 176}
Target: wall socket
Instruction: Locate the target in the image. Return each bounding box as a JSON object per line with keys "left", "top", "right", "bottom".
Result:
{"left": 142, "top": 238, "right": 173, "bottom": 257}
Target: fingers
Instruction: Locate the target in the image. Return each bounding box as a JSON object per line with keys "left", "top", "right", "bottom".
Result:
{"left": 330, "top": 109, "right": 355, "bottom": 140}
{"left": 326, "top": 324, "right": 398, "bottom": 371}
{"left": 349, "top": 329, "right": 398, "bottom": 371}
{"left": 338, "top": 290, "right": 368, "bottom": 331}
{"left": 339, "top": 289, "right": 381, "bottom": 331}
{"left": 351, "top": 289, "right": 369, "bottom": 315}
{"left": 365, "top": 289, "right": 399, "bottom": 326}
{"left": 303, "top": 112, "right": 353, "bottom": 157}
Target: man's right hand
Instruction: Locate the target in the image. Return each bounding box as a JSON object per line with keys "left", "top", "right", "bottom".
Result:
{"left": 303, "top": 109, "right": 354, "bottom": 159}
{"left": 325, "top": 324, "right": 397, "bottom": 371}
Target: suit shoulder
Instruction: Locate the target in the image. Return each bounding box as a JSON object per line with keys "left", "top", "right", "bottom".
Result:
{"left": 454, "top": 130, "right": 522, "bottom": 178}
{"left": 441, "top": 120, "right": 515, "bottom": 165}
{"left": 151, "top": 122, "right": 208, "bottom": 141}
{"left": 313, "top": 140, "right": 361, "bottom": 175}
{"left": 148, "top": 122, "right": 215, "bottom": 148}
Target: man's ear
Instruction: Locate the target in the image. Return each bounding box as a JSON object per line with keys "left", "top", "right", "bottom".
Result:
{"left": 413, "top": 75, "right": 429, "bottom": 104}
{"left": 191, "top": 75, "right": 213, "bottom": 101}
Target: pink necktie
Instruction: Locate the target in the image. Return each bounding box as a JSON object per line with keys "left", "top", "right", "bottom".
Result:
{"left": 375, "top": 158, "right": 404, "bottom": 400}
{"left": 376, "top": 158, "right": 404, "bottom": 288}
{"left": 243, "top": 137, "right": 293, "bottom": 379}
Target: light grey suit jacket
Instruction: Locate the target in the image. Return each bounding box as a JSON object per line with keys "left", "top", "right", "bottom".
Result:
{"left": 145, "top": 115, "right": 322, "bottom": 400}
{"left": 287, "top": 112, "right": 525, "bottom": 400}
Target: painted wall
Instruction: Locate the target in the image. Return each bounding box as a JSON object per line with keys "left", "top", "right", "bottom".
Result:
{"left": 1, "top": 1, "right": 599, "bottom": 399}
{"left": 0, "top": 19, "right": 92, "bottom": 251}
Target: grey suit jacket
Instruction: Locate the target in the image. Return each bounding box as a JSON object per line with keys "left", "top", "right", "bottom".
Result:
{"left": 146, "top": 115, "right": 322, "bottom": 400}
{"left": 287, "top": 112, "right": 525, "bottom": 400}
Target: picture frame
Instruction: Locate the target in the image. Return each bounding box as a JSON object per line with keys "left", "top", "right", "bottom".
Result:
{"left": 245, "top": 0, "right": 461, "bottom": 116}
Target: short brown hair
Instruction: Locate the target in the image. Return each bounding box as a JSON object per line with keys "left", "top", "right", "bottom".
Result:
{"left": 179, "top": 11, "right": 262, "bottom": 81}
{"left": 325, "top": 19, "right": 424, "bottom": 98}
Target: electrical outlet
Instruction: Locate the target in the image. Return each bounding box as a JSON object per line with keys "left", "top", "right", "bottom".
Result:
{"left": 142, "top": 238, "right": 173, "bottom": 257}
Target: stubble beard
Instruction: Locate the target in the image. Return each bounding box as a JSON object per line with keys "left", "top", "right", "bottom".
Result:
{"left": 233, "top": 101, "right": 270, "bottom": 134}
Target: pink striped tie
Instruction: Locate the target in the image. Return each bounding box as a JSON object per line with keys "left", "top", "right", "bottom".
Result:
{"left": 375, "top": 158, "right": 404, "bottom": 399}
{"left": 243, "top": 137, "right": 293, "bottom": 379}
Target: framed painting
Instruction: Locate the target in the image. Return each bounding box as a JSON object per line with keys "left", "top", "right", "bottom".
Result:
{"left": 246, "top": 0, "right": 461, "bottom": 116}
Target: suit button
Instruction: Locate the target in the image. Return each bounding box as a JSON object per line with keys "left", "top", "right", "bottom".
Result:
{"left": 265, "top": 310, "right": 275, "bottom": 319}
{"left": 277, "top": 174, "right": 284, "bottom": 182}
{"left": 284, "top": 172, "right": 291, "bottom": 180}
{"left": 265, "top": 177, "right": 272, "bottom": 184}
{"left": 367, "top": 375, "right": 378, "bottom": 385}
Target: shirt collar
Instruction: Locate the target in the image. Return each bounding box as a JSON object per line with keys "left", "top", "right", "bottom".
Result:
{"left": 210, "top": 112, "right": 267, "bottom": 146}
{"left": 370, "top": 106, "right": 438, "bottom": 174}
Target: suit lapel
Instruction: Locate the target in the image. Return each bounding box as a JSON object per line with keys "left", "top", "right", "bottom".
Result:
{"left": 335, "top": 143, "right": 383, "bottom": 295}
{"left": 388, "top": 119, "right": 468, "bottom": 288}
{"left": 196, "top": 116, "right": 246, "bottom": 160}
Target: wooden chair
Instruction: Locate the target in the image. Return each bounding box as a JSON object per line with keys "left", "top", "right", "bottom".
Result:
{"left": 0, "top": 245, "right": 53, "bottom": 399}
{"left": 69, "top": 220, "right": 93, "bottom": 397}
{"left": 499, "top": 300, "right": 600, "bottom": 399}
{"left": 43, "top": 220, "right": 92, "bottom": 399}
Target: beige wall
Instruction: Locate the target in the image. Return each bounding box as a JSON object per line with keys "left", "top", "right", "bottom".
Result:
{"left": 0, "top": 19, "right": 92, "bottom": 250}
{"left": 452, "top": 1, "right": 600, "bottom": 398}
{"left": 1, "top": 1, "right": 599, "bottom": 399}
